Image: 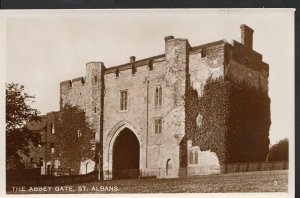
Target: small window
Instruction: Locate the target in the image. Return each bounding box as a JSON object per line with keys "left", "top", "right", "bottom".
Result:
{"left": 155, "top": 86, "right": 163, "bottom": 107}
{"left": 195, "top": 152, "right": 198, "bottom": 164}
{"left": 120, "top": 90, "right": 128, "bottom": 111}
{"left": 196, "top": 114, "right": 203, "bottom": 128}
{"left": 50, "top": 143, "right": 55, "bottom": 154}
{"left": 200, "top": 84, "right": 204, "bottom": 96}
{"left": 189, "top": 151, "right": 194, "bottom": 164}
{"left": 77, "top": 130, "right": 81, "bottom": 138}
{"left": 94, "top": 107, "right": 97, "bottom": 113}
{"left": 94, "top": 76, "right": 97, "bottom": 83}
{"left": 154, "top": 118, "right": 162, "bottom": 134}
{"left": 54, "top": 160, "right": 60, "bottom": 169}
{"left": 51, "top": 123, "right": 55, "bottom": 134}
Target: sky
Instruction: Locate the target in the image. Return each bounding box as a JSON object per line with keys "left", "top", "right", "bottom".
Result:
{"left": 3, "top": 9, "right": 294, "bottom": 145}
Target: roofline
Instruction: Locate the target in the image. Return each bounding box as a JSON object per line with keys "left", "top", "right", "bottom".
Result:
{"left": 105, "top": 54, "right": 165, "bottom": 74}
{"left": 104, "top": 39, "right": 227, "bottom": 75}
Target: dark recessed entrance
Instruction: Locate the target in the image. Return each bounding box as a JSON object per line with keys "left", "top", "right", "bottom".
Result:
{"left": 112, "top": 128, "right": 140, "bottom": 179}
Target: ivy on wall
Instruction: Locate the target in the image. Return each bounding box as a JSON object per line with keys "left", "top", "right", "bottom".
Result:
{"left": 186, "top": 77, "right": 229, "bottom": 165}
{"left": 226, "top": 82, "right": 270, "bottom": 163}
{"left": 185, "top": 77, "right": 270, "bottom": 165}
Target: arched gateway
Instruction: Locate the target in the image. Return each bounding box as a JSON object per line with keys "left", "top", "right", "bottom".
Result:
{"left": 113, "top": 128, "right": 140, "bottom": 179}
{"left": 104, "top": 121, "right": 141, "bottom": 180}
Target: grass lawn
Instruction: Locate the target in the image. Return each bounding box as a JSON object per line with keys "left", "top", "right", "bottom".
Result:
{"left": 8, "top": 171, "right": 288, "bottom": 194}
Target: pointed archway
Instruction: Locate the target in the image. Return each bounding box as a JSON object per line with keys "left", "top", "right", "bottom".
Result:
{"left": 112, "top": 128, "right": 140, "bottom": 179}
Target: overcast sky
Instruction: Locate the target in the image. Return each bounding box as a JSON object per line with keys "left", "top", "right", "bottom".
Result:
{"left": 3, "top": 9, "right": 294, "bottom": 145}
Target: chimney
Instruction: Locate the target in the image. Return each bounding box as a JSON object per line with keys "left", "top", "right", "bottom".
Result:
{"left": 130, "top": 56, "right": 136, "bottom": 62}
{"left": 240, "top": 24, "right": 254, "bottom": 50}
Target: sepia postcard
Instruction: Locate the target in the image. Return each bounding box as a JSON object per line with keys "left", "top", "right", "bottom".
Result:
{"left": 0, "top": 9, "right": 295, "bottom": 198}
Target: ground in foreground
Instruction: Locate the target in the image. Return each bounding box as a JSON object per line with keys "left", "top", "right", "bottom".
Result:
{"left": 8, "top": 171, "right": 288, "bottom": 194}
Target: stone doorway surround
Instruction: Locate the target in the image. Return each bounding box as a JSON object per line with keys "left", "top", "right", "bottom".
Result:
{"left": 103, "top": 121, "right": 143, "bottom": 180}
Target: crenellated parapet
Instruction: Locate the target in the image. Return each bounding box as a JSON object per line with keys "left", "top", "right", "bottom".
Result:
{"left": 105, "top": 55, "right": 163, "bottom": 77}
{"left": 59, "top": 77, "right": 86, "bottom": 110}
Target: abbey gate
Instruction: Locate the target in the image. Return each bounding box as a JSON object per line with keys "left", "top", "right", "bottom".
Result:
{"left": 39, "top": 24, "right": 270, "bottom": 179}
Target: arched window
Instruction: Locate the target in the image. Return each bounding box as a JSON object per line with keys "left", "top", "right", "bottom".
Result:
{"left": 166, "top": 159, "right": 172, "bottom": 175}
{"left": 155, "top": 86, "right": 162, "bottom": 107}
{"left": 195, "top": 152, "right": 198, "bottom": 164}
{"left": 154, "top": 118, "right": 162, "bottom": 134}
{"left": 189, "top": 151, "right": 193, "bottom": 164}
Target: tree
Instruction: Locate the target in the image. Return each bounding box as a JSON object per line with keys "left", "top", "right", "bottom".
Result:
{"left": 55, "top": 105, "right": 95, "bottom": 174}
{"left": 268, "top": 138, "right": 289, "bottom": 161}
{"left": 6, "top": 83, "right": 41, "bottom": 169}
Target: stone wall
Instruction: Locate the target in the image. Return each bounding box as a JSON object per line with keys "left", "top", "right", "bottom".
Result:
{"left": 163, "top": 37, "right": 189, "bottom": 173}
{"left": 44, "top": 112, "right": 59, "bottom": 162}
{"left": 54, "top": 24, "right": 270, "bottom": 178}
{"left": 102, "top": 36, "right": 189, "bottom": 179}
{"left": 225, "top": 41, "right": 269, "bottom": 93}
{"left": 185, "top": 42, "right": 227, "bottom": 165}
{"left": 189, "top": 42, "right": 225, "bottom": 96}
{"left": 85, "top": 62, "right": 105, "bottom": 142}
{"left": 60, "top": 62, "right": 105, "bottom": 142}
{"left": 185, "top": 30, "right": 270, "bottom": 165}
{"left": 60, "top": 78, "right": 86, "bottom": 110}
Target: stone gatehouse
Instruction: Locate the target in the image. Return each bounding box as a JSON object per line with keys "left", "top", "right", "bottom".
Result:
{"left": 34, "top": 24, "right": 270, "bottom": 180}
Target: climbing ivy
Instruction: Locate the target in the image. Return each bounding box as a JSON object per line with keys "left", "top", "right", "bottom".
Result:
{"left": 185, "top": 77, "right": 270, "bottom": 165}
{"left": 185, "top": 77, "right": 229, "bottom": 165}
{"left": 226, "top": 82, "right": 270, "bottom": 163}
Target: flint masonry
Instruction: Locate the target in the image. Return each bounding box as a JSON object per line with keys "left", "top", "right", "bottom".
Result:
{"left": 39, "top": 24, "right": 270, "bottom": 180}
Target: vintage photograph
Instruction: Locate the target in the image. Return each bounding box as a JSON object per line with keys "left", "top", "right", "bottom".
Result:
{"left": 2, "top": 9, "right": 294, "bottom": 196}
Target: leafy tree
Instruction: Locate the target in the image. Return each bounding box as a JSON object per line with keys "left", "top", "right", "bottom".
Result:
{"left": 268, "top": 138, "right": 289, "bottom": 161}
{"left": 55, "top": 105, "right": 95, "bottom": 174}
{"left": 6, "top": 83, "right": 41, "bottom": 169}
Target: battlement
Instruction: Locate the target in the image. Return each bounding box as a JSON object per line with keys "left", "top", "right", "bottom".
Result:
{"left": 72, "top": 77, "right": 85, "bottom": 84}
{"left": 190, "top": 40, "right": 227, "bottom": 53}
{"left": 58, "top": 25, "right": 269, "bottom": 91}
{"left": 60, "top": 80, "right": 72, "bottom": 87}
{"left": 225, "top": 40, "right": 269, "bottom": 76}
{"left": 104, "top": 40, "right": 228, "bottom": 78}
{"left": 105, "top": 54, "right": 164, "bottom": 75}
{"left": 86, "top": 62, "right": 105, "bottom": 67}
{"left": 60, "top": 77, "right": 85, "bottom": 88}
